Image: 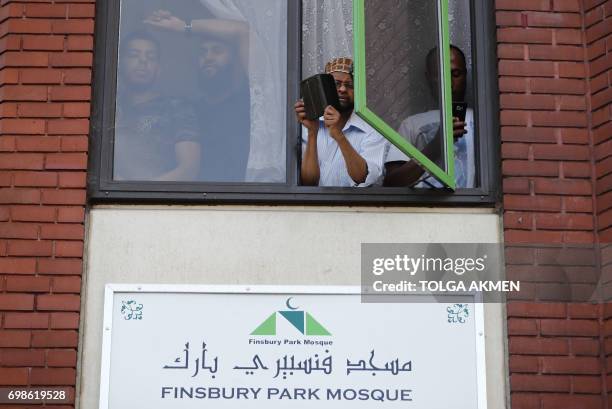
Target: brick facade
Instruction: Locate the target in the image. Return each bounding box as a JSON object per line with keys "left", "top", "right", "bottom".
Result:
{"left": 498, "top": 0, "right": 612, "bottom": 408}
{"left": 587, "top": 0, "right": 612, "bottom": 405}
{"left": 0, "top": 0, "right": 93, "bottom": 402}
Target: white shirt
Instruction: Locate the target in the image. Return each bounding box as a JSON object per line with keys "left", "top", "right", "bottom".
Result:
{"left": 386, "top": 108, "right": 475, "bottom": 188}
{"left": 302, "top": 112, "right": 387, "bottom": 187}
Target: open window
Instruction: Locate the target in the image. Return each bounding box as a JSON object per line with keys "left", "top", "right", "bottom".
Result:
{"left": 354, "top": 0, "right": 456, "bottom": 188}
{"left": 89, "top": 0, "right": 499, "bottom": 204}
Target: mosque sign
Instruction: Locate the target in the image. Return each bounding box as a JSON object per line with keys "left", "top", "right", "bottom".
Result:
{"left": 99, "top": 285, "right": 487, "bottom": 408}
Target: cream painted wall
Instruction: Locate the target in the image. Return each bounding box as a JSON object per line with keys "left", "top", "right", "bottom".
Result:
{"left": 79, "top": 206, "right": 507, "bottom": 409}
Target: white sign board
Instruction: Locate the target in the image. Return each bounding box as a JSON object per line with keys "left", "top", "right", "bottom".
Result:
{"left": 100, "top": 285, "right": 486, "bottom": 409}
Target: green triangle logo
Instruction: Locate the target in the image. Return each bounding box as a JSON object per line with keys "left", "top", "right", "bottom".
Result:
{"left": 251, "top": 312, "right": 276, "bottom": 335}
{"left": 279, "top": 311, "right": 305, "bottom": 334}
{"left": 305, "top": 312, "right": 331, "bottom": 336}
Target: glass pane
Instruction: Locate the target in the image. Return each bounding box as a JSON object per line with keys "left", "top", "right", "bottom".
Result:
{"left": 113, "top": 0, "right": 287, "bottom": 183}
{"left": 364, "top": 0, "right": 448, "bottom": 187}
{"left": 449, "top": 0, "right": 477, "bottom": 188}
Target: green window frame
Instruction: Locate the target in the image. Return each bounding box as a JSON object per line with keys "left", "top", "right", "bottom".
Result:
{"left": 353, "top": 0, "right": 456, "bottom": 189}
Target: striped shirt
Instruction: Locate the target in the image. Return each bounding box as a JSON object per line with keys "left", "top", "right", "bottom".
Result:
{"left": 301, "top": 112, "right": 387, "bottom": 187}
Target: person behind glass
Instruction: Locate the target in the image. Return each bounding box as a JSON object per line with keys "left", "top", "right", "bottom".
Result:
{"left": 296, "top": 58, "right": 386, "bottom": 187}
{"left": 114, "top": 31, "right": 200, "bottom": 181}
{"left": 144, "top": 10, "right": 250, "bottom": 182}
{"left": 383, "top": 45, "right": 475, "bottom": 188}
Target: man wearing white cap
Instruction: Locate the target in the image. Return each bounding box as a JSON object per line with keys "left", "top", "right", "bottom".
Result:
{"left": 295, "top": 57, "right": 387, "bottom": 187}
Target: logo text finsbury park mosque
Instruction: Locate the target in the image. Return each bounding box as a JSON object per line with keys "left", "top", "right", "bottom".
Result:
{"left": 249, "top": 298, "right": 332, "bottom": 347}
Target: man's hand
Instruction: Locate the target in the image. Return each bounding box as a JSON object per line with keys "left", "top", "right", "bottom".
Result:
{"left": 295, "top": 100, "right": 319, "bottom": 132}
{"left": 144, "top": 10, "right": 185, "bottom": 32}
{"left": 323, "top": 105, "right": 344, "bottom": 141}
{"left": 453, "top": 117, "right": 467, "bottom": 141}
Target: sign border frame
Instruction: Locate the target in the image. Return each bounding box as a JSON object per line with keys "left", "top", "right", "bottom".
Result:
{"left": 99, "top": 285, "right": 488, "bottom": 409}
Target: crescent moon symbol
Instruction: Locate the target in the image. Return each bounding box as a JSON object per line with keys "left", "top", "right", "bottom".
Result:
{"left": 286, "top": 297, "right": 299, "bottom": 310}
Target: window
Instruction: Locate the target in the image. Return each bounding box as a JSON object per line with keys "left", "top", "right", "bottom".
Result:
{"left": 113, "top": 1, "right": 288, "bottom": 184}
{"left": 356, "top": 0, "right": 458, "bottom": 188}
{"left": 89, "top": 0, "right": 499, "bottom": 204}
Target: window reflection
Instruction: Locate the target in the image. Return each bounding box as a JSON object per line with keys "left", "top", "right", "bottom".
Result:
{"left": 114, "top": 31, "right": 200, "bottom": 181}
{"left": 194, "top": 31, "right": 250, "bottom": 182}
{"left": 113, "top": 0, "right": 287, "bottom": 183}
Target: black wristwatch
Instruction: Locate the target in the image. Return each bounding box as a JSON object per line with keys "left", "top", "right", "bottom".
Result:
{"left": 184, "top": 21, "right": 193, "bottom": 35}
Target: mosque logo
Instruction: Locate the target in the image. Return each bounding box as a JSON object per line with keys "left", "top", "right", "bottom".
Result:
{"left": 251, "top": 298, "right": 331, "bottom": 336}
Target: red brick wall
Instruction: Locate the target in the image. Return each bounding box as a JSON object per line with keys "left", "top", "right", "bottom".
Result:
{"left": 588, "top": 0, "right": 612, "bottom": 246}
{"left": 0, "top": 0, "right": 93, "bottom": 403}
{"left": 498, "top": 0, "right": 594, "bottom": 244}
{"left": 585, "top": 0, "right": 612, "bottom": 406}
{"left": 498, "top": 0, "right": 611, "bottom": 408}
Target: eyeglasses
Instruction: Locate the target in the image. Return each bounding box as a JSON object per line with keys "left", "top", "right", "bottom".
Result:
{"left": 335, "top": 80, "right": 354, "bottom": 90}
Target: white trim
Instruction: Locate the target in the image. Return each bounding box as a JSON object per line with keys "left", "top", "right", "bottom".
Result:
{"left": 475, "top": 301, "right": 489, "bottom": 409}
{"left": 97, "top": 286, "right": 115, "bottom": 409}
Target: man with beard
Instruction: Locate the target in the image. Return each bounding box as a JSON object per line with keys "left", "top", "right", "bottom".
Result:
{"left": 296, "top": 57, "right": 386, "bottom": 187}
{"left": 114, "top": 31, "right": 200, "bottom": 181}
{"left": 383, "top": 45, "right": 475, "bottom": 188}
{"left": 144, "top": 10, "right": 250, "bottom": 182}
{"left": 195, "top": 34, "right": 250, "bottom": 182}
